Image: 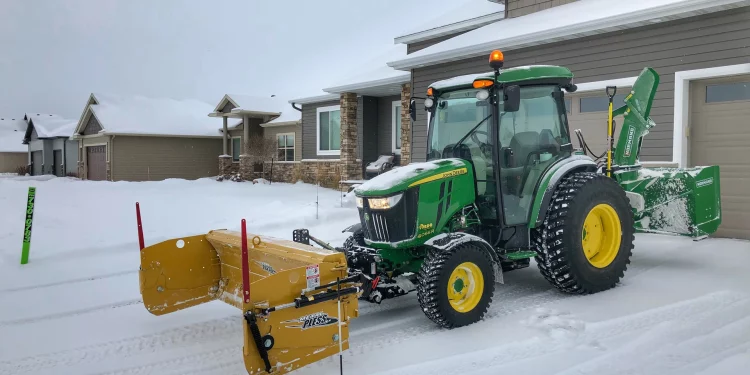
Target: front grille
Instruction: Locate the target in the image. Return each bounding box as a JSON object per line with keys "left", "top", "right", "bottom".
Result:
{"left": 359, "top": 188, "right": 419, "bottom": 243}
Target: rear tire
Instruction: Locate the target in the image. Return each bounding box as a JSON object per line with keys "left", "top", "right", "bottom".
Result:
{"left": 533, "top": 172, "right": 634, "bottom": 294}
{"left": 417, "top": 243, "right": 495, "bottom": 328}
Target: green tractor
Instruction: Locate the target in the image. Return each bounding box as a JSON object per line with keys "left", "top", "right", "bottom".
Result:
{"left": 300, "top": 51, "right": 722, "bottom": 329}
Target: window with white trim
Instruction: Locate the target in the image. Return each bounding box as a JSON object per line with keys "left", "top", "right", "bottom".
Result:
{"left": 231, "top": 136, "right": 241, "bottom": 162}
{"left": 392, "top": 101, "right": 402, "bottom": 154}
{"left": 317, "top": 105, "right": 341, "bottom": 155}
{"left": 277, "top": 133, "right": 295, "bottom": 161}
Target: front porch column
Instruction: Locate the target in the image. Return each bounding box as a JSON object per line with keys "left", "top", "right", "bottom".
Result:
{"left": 400, "top": 83, "right": 412, "bottom": 166}
{"left": 222, "top": 116, "right": 228, "bottom": 155}
{"left": 240, "top": 114, "right": 253, "bottom": 180}
{"left": 340, "top": 92, "right": 360, "bottom": 181}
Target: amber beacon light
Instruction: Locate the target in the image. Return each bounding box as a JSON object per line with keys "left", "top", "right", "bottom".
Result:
{"left": 489, "top": 49, "right": 504, "bottom": 70}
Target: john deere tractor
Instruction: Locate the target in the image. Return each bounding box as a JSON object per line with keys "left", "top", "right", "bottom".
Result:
{"left": 136, "top": 51, "right": 721, "bottom": 374}
{"left": 332, "top": 50, "right": 722, "bottom": 328}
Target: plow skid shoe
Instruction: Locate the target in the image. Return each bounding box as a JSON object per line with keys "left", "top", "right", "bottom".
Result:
{"left": 139, "top": 230, "right": 359, "bottom": 375}
{"left": 620, "top": 166, "right": 721, "bottom": 238}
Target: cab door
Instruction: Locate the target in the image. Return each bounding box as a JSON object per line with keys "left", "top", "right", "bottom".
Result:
{"left": 497, "top": 85, "right": 571, "bottom": 226}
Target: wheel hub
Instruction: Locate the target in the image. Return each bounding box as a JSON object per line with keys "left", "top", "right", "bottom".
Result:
{"left": 581, "top": 203, "right": 622, "bottom": 268}
{"left": 447, "top": 262, "right": 484, "bottom": 312}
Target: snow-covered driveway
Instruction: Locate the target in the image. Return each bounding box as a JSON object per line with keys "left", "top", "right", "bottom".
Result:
{"left": 1, "top": 176, "right": 749, "bottom": 375}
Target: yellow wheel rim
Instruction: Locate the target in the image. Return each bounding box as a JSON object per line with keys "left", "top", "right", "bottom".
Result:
{"left": 581, "top": 203, "right": 622, "bottom": 268}
{"left": 447, "top": 262, "right": 484, "bottom": 312}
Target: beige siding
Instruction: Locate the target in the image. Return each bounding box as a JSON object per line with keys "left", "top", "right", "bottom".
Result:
{"left": 0, "top": 152, "right": 27, "bottom": 173}
{"left": 111, "top": 136, "right": 222, "bottom": 181}
{"left": 263, "top": 124, "right": 302, "bottom": 161}
{"left": 506, "top": 0, "right": 578, "bottom": 18}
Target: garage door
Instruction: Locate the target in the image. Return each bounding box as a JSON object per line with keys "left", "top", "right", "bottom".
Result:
{"left": 566, "top": 88, "right": 631, "bottom": 158}
{"left": 690, "top": 75, "right": 750, "bottom": 240}
{"left": 87, "top": 145, "right": 107, "bottom": 181}
{"left": 31, "top": 151, "right": 42, "bottom": 176}
{"left": 53, "top": 150, "right": 63, "bottom": 177}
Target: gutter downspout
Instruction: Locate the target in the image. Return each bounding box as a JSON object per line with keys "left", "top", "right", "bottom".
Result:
{"left": 110, "top": 135, "right": 115, "bottom": 181}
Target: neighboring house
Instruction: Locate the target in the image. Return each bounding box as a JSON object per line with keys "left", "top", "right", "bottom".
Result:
{"left": 287, "top": 0, "right": 505, "bottom": 185}
{"left": 0, "top": 117, "right": 28, "bottom": 173}
{"left": 70, "top": 93, "right": 224, "bottom": 181}
{"left": 22, "top": 113, "right": 78, "bottom": 176}
{"left": 207, "top": 94, "right": 301, "bottom": 181}
{"left": 386, "top": 0, "right": 750, "bottom": 239}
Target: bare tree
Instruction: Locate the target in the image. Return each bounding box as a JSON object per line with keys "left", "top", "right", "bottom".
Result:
{"left": 246, "top": 134, "right": 277, "bottom": 164}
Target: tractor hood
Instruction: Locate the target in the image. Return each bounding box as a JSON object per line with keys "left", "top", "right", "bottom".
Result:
{"left": 353, "top": 158, "right": 472, "bottom": 197}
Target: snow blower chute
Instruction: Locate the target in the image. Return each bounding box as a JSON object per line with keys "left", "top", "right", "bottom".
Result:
{"left": 138, "top": 219, "right": 361, "bottom": 375}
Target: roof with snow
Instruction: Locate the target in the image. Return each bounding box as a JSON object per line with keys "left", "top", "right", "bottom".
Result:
{"left": 74, "top": 93, "right": 223, "bottom": 138}
{"left": 323, "top": 44, "right": 410, "bottom": 96}
{"left": 260, "top": 110, "right": 301, "bottom": 127}
{"left": 289, "top": 92, "right": 340, "bottom": 105}
{"left": 24, "top": 113, "right": 77, "bottom": 142}
{"left": 388, "top": 0, "right": 750, "bottom": 70}
{"left": 394, "top": 0, "right": 504, "bottom": 45}
{"left": 0, "top": 117, "right": 27, "bottom": 152}
{"left": 213, "top": 94, "right": 291, "bottom": 116}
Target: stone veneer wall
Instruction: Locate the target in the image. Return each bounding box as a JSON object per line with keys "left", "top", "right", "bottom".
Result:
{"left": 263, "top": 159, "right": 363, "bottom": 189}
{"left": 339, "top": 93, "right": 360, "bottom": 181}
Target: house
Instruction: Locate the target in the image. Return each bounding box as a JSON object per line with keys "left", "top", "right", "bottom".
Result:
{"left": 70, "top": 93, "right": 225, "bottom": 181}
{"left": 22, "top": 113, "right": 78, "bottom": 176}
{"left": 207, "top": 94, "right": 301, "bottom": 181}
{"left": 286, "top": 0, "right": 505, "bottom": 186}
{"left": 386, "top": 0, "right": 750, "bottom": 239}
{"left": 0, "top": 117, "right": 28, "bottom": 173}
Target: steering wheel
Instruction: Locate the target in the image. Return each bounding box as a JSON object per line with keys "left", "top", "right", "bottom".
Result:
{"left": 471, "top": 130, "right": 492, "bottom": 158}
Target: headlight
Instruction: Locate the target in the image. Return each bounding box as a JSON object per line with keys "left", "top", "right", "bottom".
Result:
{"left": 424, "top": 98, "right": 434, "bottom": 108}
{"left": 368, "top": 193, "right": 403, "bottom": 210}
{"left": 356, "top": 196, "right": 364, "bottom": 208}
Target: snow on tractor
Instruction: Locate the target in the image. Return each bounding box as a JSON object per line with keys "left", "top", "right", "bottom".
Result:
{"left": 137, "top": 51, "right": 722, "bottom": 374}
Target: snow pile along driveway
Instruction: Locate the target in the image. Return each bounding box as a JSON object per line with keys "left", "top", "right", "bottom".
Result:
{"left": 1, "top": 176, "right": 749, "bottom": 375}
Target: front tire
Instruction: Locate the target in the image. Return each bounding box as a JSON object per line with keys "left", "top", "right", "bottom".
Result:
{"left": 533, "top": 172, "right": 634, "bottom": 294}
{"left": 417, "top": 243, "right": 495, "bottom": 328}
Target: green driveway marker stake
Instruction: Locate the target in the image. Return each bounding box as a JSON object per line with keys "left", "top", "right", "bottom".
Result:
{"left": 21, "top": 187, "right": 36, "bottom": 265}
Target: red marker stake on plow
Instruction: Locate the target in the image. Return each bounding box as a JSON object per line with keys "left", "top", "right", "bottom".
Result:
{"left": 136, "top": 202, "right": 145, "bottom": 251}
{"left": 241, "top": 219, "right": 250, "bottom": 304}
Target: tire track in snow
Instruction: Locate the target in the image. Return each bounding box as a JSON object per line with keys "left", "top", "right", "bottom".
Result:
{"left": 0, "top": 270, "right": 138, "bottom": 294}
{"left": 372, "top": 291, "right": 749, "bottom": 375}
{"left": 0, "top": 299, "right": 143, "bottom": 327}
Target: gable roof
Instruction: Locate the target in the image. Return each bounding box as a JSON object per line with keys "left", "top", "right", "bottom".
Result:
{"left": 212, "top": 94, "right": 290, "bottom": 115}
{"left": 73, "top": 93, "right": 223, "bottom": 138}
{"left": 394, "top": 0, "right": 504, "bottom": 45}
{"left": 23, "top": 113, "right": 76, "bottom": 142}
{"left": 0, "top": 117, "right": 27, "bottom": 152}
{"left": 388, "top": 0, "right": 750, "bottom": 70}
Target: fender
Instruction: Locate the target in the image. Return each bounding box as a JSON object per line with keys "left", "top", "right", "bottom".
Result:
{"left": 425, "top": 232, "right": 504, "bottom": 284}
{"left": 528, "top": 155, "right": 597, "bottom": 228}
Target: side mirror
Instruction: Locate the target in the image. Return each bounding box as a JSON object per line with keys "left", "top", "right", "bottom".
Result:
{"left": 503, "top": 85, "right": 521, "bottom": 112}
{"left": 409, "top": 98, "right": 416, "bottom": 122}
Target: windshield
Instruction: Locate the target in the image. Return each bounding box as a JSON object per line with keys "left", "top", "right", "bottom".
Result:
{"left": 427, "top": 89, "right": 491, "bottom": 161}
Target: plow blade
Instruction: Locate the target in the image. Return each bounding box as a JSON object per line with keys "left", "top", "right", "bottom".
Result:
{"left": 139, "top": 229, "right": 360, "bottom": 374}
{"left": 621, "top": 166, "right": 722, "bottom": 238}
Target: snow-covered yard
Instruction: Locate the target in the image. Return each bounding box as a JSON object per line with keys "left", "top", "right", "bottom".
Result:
{"left": 1, "top": 176, "right": 749, "bottom": 375}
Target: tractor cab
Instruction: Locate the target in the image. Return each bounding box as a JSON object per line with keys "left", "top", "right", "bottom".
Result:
{"left": 425, "top": 58, "right": 576, "bottom": 229}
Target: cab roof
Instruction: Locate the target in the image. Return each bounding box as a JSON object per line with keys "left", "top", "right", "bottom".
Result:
{"left": 430, "top": 65, "right": 573, "bottom": 91}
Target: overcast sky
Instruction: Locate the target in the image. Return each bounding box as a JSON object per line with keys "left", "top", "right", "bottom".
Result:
{"left": 0, "top": 0, "right": 456, "bottom": 119}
